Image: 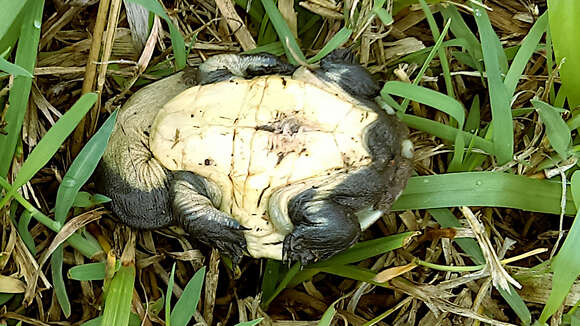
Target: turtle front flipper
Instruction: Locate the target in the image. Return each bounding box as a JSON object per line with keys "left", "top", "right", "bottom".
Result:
{"left": 170, "top": 171, "right": 248, "bottom": 265}
{"left": 197, "top": 53, "right": 296, "bottom": 84}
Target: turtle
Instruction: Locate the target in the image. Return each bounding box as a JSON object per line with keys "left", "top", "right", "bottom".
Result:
{"left": 95, "top": 49, "right": 414, "bottom": 265}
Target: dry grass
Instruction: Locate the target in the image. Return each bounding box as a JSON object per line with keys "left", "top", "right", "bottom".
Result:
{"left": 1, "top": 0, "right": 576, "bottom": 325}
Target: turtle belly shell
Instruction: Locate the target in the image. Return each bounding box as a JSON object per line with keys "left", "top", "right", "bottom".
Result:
{"left": 150, "top": 75, "right": 379, "bottom": 259}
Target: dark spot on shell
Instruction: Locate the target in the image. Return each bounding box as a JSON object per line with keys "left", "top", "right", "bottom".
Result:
{"left": 276, "top": 152, "right": 285, "bottom": 165}
{"left": 281, "top": 77, "right": 287, "bottom": 87}
{"left": 143, "top": 131, "right": 150, "bottom": 137}
{"left": 190, "top": 114, "right": 194, "bottom": 118}
{"left": 204, "top": 158, "right": 213, "bottom": 166}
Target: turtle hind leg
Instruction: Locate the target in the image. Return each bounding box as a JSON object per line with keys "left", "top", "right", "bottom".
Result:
{"left": 170, "top": 171, "right": 248, "bottom": 265}
{"left": 283, "top": 188, "right": 361, "bottom": 265}
{"left": 315, "top": 48, "right": 380, "bottom": 100}
{"left": 197, "top": 53, "right": 296, "bottom": 84}
{"left": 95, "top": 161, "right": 174, "bottom": 229}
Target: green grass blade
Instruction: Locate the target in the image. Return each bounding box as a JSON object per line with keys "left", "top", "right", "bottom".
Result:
{"left": 497, "top": 284, "right": 531, "bottom": 326}
{"left": 307, "top": 27, "right": 352, "bottom": 64}
{"left": 504, "top": 12, "right": 548, "bottom": 95}
{"left": 0, "top": 93, "right": 97, "bottom": 208}
{"left": 373, "top": 7, "right": 393, "bottom": 26}
{"left": 72, "top": 192, "right": 110, "bottom": 208}
{"left": 283, "top": 233, "right": 414, "bottom": 290}
{"left": 80, "top": 313, "right": 142, "bottom": 326}
{"left": 548, "top": 0, "right": 580, "bottom": 108}
{"left": 399, "top": 18, "right": 451, "bottom": 111}
{"left": 383, "top": 82, "right": 465, "bottom": 129}
{"left": 317, "top": 299, "right": 338, "bottom": 326}
{"left": 0, "top": 176, "right": 101, "bottom": 258}
{"left": 54, "top": 110, "right": 117, "bottom": 223}
{"left": 539, "top": 170, "right": 580, "bottom": 322}
{"left": 125, "top": 0, "right": 186, "bottom": 70}
{"left": 465, "top": 95, "right": 481, "bottom": 133}
{"left": 51, "top": 246, "right": 71, "bottom": 317}
{"left": 170, "top": 266, "right": 206, "bottom": 326}
{"left": 397, "top": 113, "right": 494, "bottom": 154}
{"left": 418, "top": 0, "right": 454, "bottom": 98}
{"left": 439, "top": 5, "right": 483, "bottom": 74}
{"left": 235, "top": 318, "right": 264, "bottom": 326}
{"left": 166, "top": 263, "right": 176, "bottom": 325}
{"left": 262, "top": 262, "right": 300, "bottom": 308}
{"left": 243, "top": 41, "right": 285, "bottom": 56}
{"left": 391, "top": 39, "right": 469, "bottom": 67}
{"left": 0, "top": 176, "right": 59, "bottom": 231}
{"left": 392, "top": 172, "right": 575, "bottom": 215}
{"left": 545, "top": 26, "right": 556, "bottom": 105}
{"left": 260, "top": 0, "right": 306, "bottom": 65}
{"left": 472, "top": 5, "right": 513, "bottom": 164}
{"left": 0, "top": 294, "right": 14, "bottom": 306}
{"left": 0, "top": 0, "right": 29, "bottom": 54}
{"left": 317, "top": 264, "right": 377, "bottom": 282}
{"left": 69, "top": 262, "right": 121, "bottom": 281}
{"left": 447, "top": 133, "right": 465, "bottom": 172}
{"left": 261, "top": 259, "right": 282, "bottom": 302}
{"left": 16, "top": 210, "right": 35, "bottom": 255}
{"left": 0, "top": 57, "right": 32, "bottom": 77}
{"left": 0, "top": 0, "right": 44, "bottom": 177}
{"left": 309, "top": 232, "right": 415, "bottom": 268}
{"left": 532, "top": 99, "right": 571, "bottom": 160}
{"left": 101, "top": 264, "right": 136, "bottom": 326}
{"left": 258, "top": 12, "right": 277, "bottom": 46}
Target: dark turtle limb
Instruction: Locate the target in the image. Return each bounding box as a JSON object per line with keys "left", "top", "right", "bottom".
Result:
{"left": 95, "top": 161, "right": 173, "bottom": 229}
{"left": 280, "top": 117, "right": 414, "bottom": 265}
{"left": 315, "top": 48, "right": 380, "bottom": 100}
{"left": 170, "top": 171, "right": 248, "bottom": 264}
{"left": 283, "top": 188, "right": 361, "bottom": 265}
{"left": 197, "top": 53, "right": 296, "bottom": 84}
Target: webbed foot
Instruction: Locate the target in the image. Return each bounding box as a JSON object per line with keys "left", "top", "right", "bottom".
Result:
{"left": 315, "top": 48, "right": 379, "bottom": 100}
{"left": 282, "top": 193, "right": 360, "bottom": 265}
{"left": 170, "top": 171, "right": 249, "bottom": 265}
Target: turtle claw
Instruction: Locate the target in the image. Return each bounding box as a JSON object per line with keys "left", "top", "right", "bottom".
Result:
{"left": 197, "top": 225, "right": 248, "bottom": 266}
{"left": 282, "top": 228, "right": 327, "bottom": 265}
{"left": 212, "top": 230, "right": 247, "bottom": 266}
{"left": 282, "top": 226, "right": 342, "bottom": 266}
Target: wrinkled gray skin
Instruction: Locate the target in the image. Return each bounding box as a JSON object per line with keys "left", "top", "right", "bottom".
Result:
{"left": 95, "top": 50, "right": 413, "bottom": 265}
